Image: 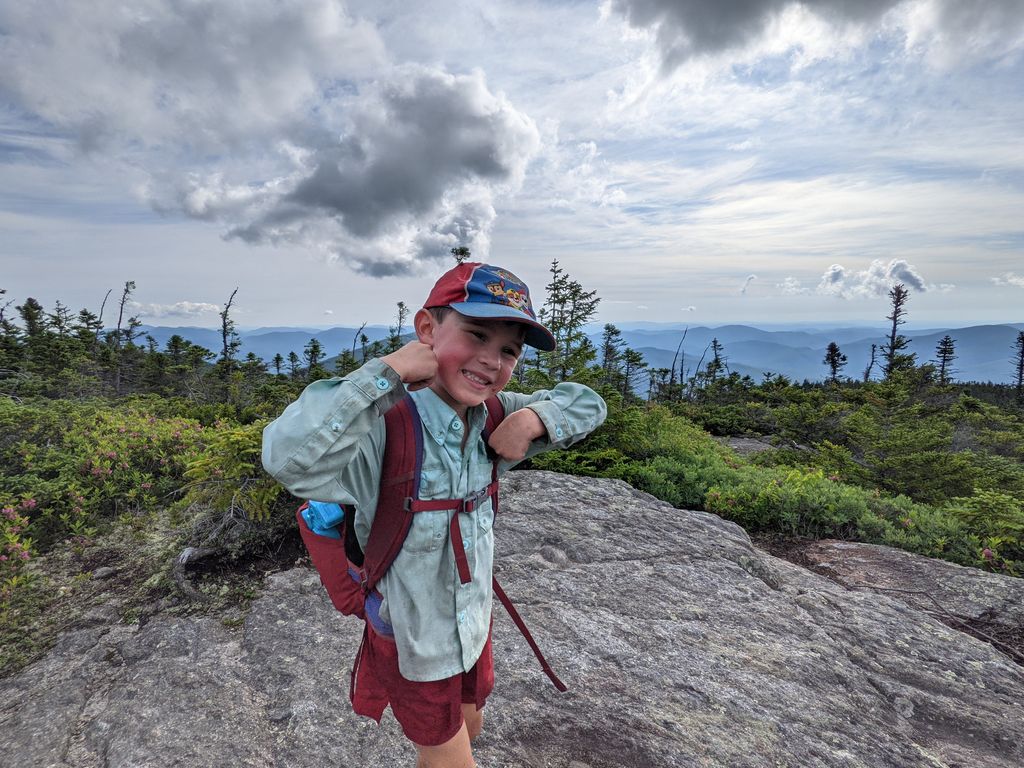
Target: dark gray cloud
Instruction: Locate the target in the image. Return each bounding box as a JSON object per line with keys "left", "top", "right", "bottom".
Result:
{"left": 213, "top": 67, "right": 538, "bottom": 275}
{"left": 1, "top": 2, "right": 538, "bottom": 276}
{"left": 610, "top": 0, "right": 1024, "bottom": 68}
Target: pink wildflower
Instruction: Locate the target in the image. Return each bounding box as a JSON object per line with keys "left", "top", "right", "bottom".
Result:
{"left": 982, "top": 548, "right": 994, "bottom": 560}
{"left": 20, "top": 498, "right": 37, "bottom": 511}
{"left": 0, "top": 555, "right": 7, "bottom": 562}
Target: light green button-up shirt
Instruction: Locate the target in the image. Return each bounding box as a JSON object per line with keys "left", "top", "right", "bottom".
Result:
{"left": 261, "top": 357, "right": 607, "bottom": 682}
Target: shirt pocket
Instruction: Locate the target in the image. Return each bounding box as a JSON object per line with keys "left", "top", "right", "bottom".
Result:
{"left": 476, "top": 498, "right": 495, "bottom": 534}
{"left": 403, "top": 466, "right": 448, "bottom": 554}
{"left": 402, "top": 509, "right": 448, "bottom": 554}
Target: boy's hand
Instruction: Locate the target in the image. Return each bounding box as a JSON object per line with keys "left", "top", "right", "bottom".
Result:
{"left": 381, "top": 341, "right": 437, "bottom": 392}
{"left": 488, "top": 408, "right": 546, "bottom": 462}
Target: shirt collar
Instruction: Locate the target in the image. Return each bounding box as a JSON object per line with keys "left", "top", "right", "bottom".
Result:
{"left": 409, "top": 387, "right": 488, "bottom": 445}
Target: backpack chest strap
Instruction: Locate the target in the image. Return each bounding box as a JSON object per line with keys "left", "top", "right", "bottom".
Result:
{"left": 406, "top": 478, "right": 499, "bottom": 584}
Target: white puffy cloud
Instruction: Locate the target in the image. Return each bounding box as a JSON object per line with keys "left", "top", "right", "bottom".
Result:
{"left": 778, "top": 277, "right": 807, "bottom": 295}
{"left": 816, "top": 259, "right": 934, "bottom": 298}
{"left": 992, "top": 272, "right": 1024, "bottom": 288}
{"left": 128, "top": 300, "right": 220, "bottom": 319}
{"left": 0, "top": 0, "right": 386, "bottom": 151}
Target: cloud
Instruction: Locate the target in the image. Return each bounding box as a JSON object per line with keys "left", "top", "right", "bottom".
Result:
{"left": 740, "top": 274, "right": 758, "bottom": 295}
{"left": 681, "top": 305, "right": 697, "bottom": 311}
{"left": 816, "top": 259, "right": 934, "bottom": 298}
{"left": 128, "top": 300, "right": 220, "bottom": 319}
{"left": 0, "top": 0, "right": 386, "bottom": 151}
{"left": 324, "top": 309, "right": 334, "bottom": 315}
{"left": 992, "top": 272, "right": 1024, "bottom": 288}
{"left": 153, "top": 66, "right": 539, "bottom": 275}
{"left": 777, "top": 277, "right": 807, "bottom": 295}
{"left": 609, "top": 0, "right": 1024, "bottom": 70}
{"left": 0, "top": 3, "right": 539, "bottom": 277}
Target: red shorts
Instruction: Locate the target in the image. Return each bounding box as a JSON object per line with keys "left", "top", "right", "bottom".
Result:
{"left": 350, "top": 623, "right": 495, "bottom": 747}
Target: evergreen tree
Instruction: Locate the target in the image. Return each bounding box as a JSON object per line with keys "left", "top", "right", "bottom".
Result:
{"left": 218, "top": 288, "right": 241, "bottom": 374}
{"left": 303, "top": 337, "right": 327, "bottom": 380}
{"left": 934, "top": 335, "right": 957, "bottom": 385}
{"left": 863, "top": 343, "right": 878, "bottom": 382}
{"left": 0, "top": 289, "right": 21, "bottom": 372}
{"left": 536, "top": 259, "right": 600, "bottom": 382}
{"left": 620, "top": 348, "right": 647, "bottom": 400}
{"left": 881, "top": 283, "right": 915, "bottom": 379}
{"left": 271, "top": 353, "right": 285, "bottom": 377}
{"left": 823, "top": 341, "right": 848, "bottom": 383}
{"left": 1014, "top": 331, "right": 1024, "bottom": 404}
{"left": 599, "top": 324, "right": 624, "bottom": 387}
{"left": 287, "top": 351, "right": 302, "bottom": 379}
{"left": 112, "top": 281, "right": 136, "bottom": 396}
{"left": 386, "top": 302, "right": 410, "bottom": 354}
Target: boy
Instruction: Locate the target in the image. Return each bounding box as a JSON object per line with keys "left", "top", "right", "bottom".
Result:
{"left": 262, "top": 262, "right": 607, "bottom": 768}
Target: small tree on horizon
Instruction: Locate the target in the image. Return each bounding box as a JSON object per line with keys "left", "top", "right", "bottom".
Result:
{"left": 881, "top": 283, "right": 915, "bottom": 379}
{"left": 934, "top": 335, "right": 957, "bottom": 385}
{"left": 1014, "top": 331, "right": 1024, "bottom": 404}
{"left": 823, "top": 341, "right": 848, "bottom": 384}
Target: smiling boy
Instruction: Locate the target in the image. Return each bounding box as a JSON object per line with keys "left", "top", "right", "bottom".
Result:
{"left": 262, "top": 262, "right": 606, "bottom": 767}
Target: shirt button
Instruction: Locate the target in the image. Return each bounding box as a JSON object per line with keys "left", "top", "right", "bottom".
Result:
{"left": 462, "top": 538, "right": 470, "bottom": 550}
{"left": 374, "top": 377, "right": 389, "bottom": 390}
{"left": 458, "top": 611, "right": 466, "bottom": 624}
{"left": 452, "top": 420, "right": 462, "bottom": 431}
{"left": 555, "top": 426, "right": 564, "bottom": 438}
{"left": 330, "top": 421, "right": 342, "bottom": 432}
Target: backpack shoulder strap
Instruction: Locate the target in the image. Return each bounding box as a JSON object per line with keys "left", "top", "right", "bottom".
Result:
{"left": 482, "top": 394, "right": 505, "bottom": 463}
{"left": 360, "top": 395, "right": 423, "bottom": 594}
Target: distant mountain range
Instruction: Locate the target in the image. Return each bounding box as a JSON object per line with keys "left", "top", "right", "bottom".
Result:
{"left": 136, "top": 322, "right": 1024, "bottom": 384}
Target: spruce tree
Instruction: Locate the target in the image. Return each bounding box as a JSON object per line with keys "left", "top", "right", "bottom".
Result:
{"left": 303, "top": 337, "right": 326, "bottom": 380}
{"left": 1014, "top": 331, "right": 1024, "bottom": 404}
{"left": 881, "top": 283, "right": 915, "bottom": 379}
{"left": 934, "top": 335, "right": 957, "bottom": 385}
{"left": 536, "top": 260, "right": 600, "bottom": 382}
{"left": 823, "top": 341, "right": 848, "bottom": 383}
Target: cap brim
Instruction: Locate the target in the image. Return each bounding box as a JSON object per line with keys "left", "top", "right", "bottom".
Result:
{"left": 449, "top": 301, "right": 556, "bottom": 351}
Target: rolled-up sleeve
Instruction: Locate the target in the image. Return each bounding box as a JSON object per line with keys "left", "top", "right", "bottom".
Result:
{"left": 261, "top": 358, "right": 404, "bottom": 502}
{"left": 497, "top": 382, "right": 607, "bottom": 470}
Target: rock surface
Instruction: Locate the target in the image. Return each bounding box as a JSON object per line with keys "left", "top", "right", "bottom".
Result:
{"left": 793, "top": 539, "right": 1024, "bottom": 627}
{"left": 2, "top": 470, "right": 1023, "bottom": 767}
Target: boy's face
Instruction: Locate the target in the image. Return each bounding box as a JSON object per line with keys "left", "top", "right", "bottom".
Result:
{"left": 416, "top": 309, "right": 526, "bottom": 415}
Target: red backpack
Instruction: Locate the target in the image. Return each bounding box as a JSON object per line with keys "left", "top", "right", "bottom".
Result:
{"left": 295, "top": 393, "right": 566, "bottom": 691}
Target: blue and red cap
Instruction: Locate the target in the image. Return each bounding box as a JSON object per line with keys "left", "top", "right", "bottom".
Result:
{"left": 423, "top": 262, "right": 555, "bottom": 351}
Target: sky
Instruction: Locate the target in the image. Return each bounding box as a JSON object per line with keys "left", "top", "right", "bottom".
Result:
{"left": 1, "top": 0, "right": 1023, "bottom": 330}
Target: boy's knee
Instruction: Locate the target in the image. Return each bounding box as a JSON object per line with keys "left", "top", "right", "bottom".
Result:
{"left": 462, "top": 703, "right": 484, "bottom": 741}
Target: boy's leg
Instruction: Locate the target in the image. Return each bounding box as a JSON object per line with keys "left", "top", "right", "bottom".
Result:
{"left": 415, "top": 722, "right": 475, "bottom": 768}
{"left": 461, "top": 702, "right": 483, "bottom": 741}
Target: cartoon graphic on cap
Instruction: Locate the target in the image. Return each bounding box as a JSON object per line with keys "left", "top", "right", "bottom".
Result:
{"left": 486, "top": 280, "right": 530, "bottom": 312}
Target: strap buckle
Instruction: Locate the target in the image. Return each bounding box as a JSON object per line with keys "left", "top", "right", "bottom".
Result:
{"left": 461, "top": 485, "right": 491, "bottom": 514}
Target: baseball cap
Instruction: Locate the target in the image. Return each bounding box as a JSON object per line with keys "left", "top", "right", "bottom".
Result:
{"left": 423, "top": 262, "right": 556, "bottom": 351}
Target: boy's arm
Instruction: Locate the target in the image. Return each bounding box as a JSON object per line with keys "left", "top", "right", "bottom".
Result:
{"left": 492, "top": 382, "right": 607, "bottom": 467}
{"left": 261, "top": 358, "right": 404, "bottom": 502}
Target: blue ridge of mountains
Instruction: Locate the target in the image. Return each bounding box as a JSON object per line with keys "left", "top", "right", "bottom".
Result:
{"left": 136, "top": 322, "right": 1024, "bottom": 384}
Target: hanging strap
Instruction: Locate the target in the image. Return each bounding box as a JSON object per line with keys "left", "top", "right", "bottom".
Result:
{"left": 493, "top": 576, "right": 568, "bottom": 692}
